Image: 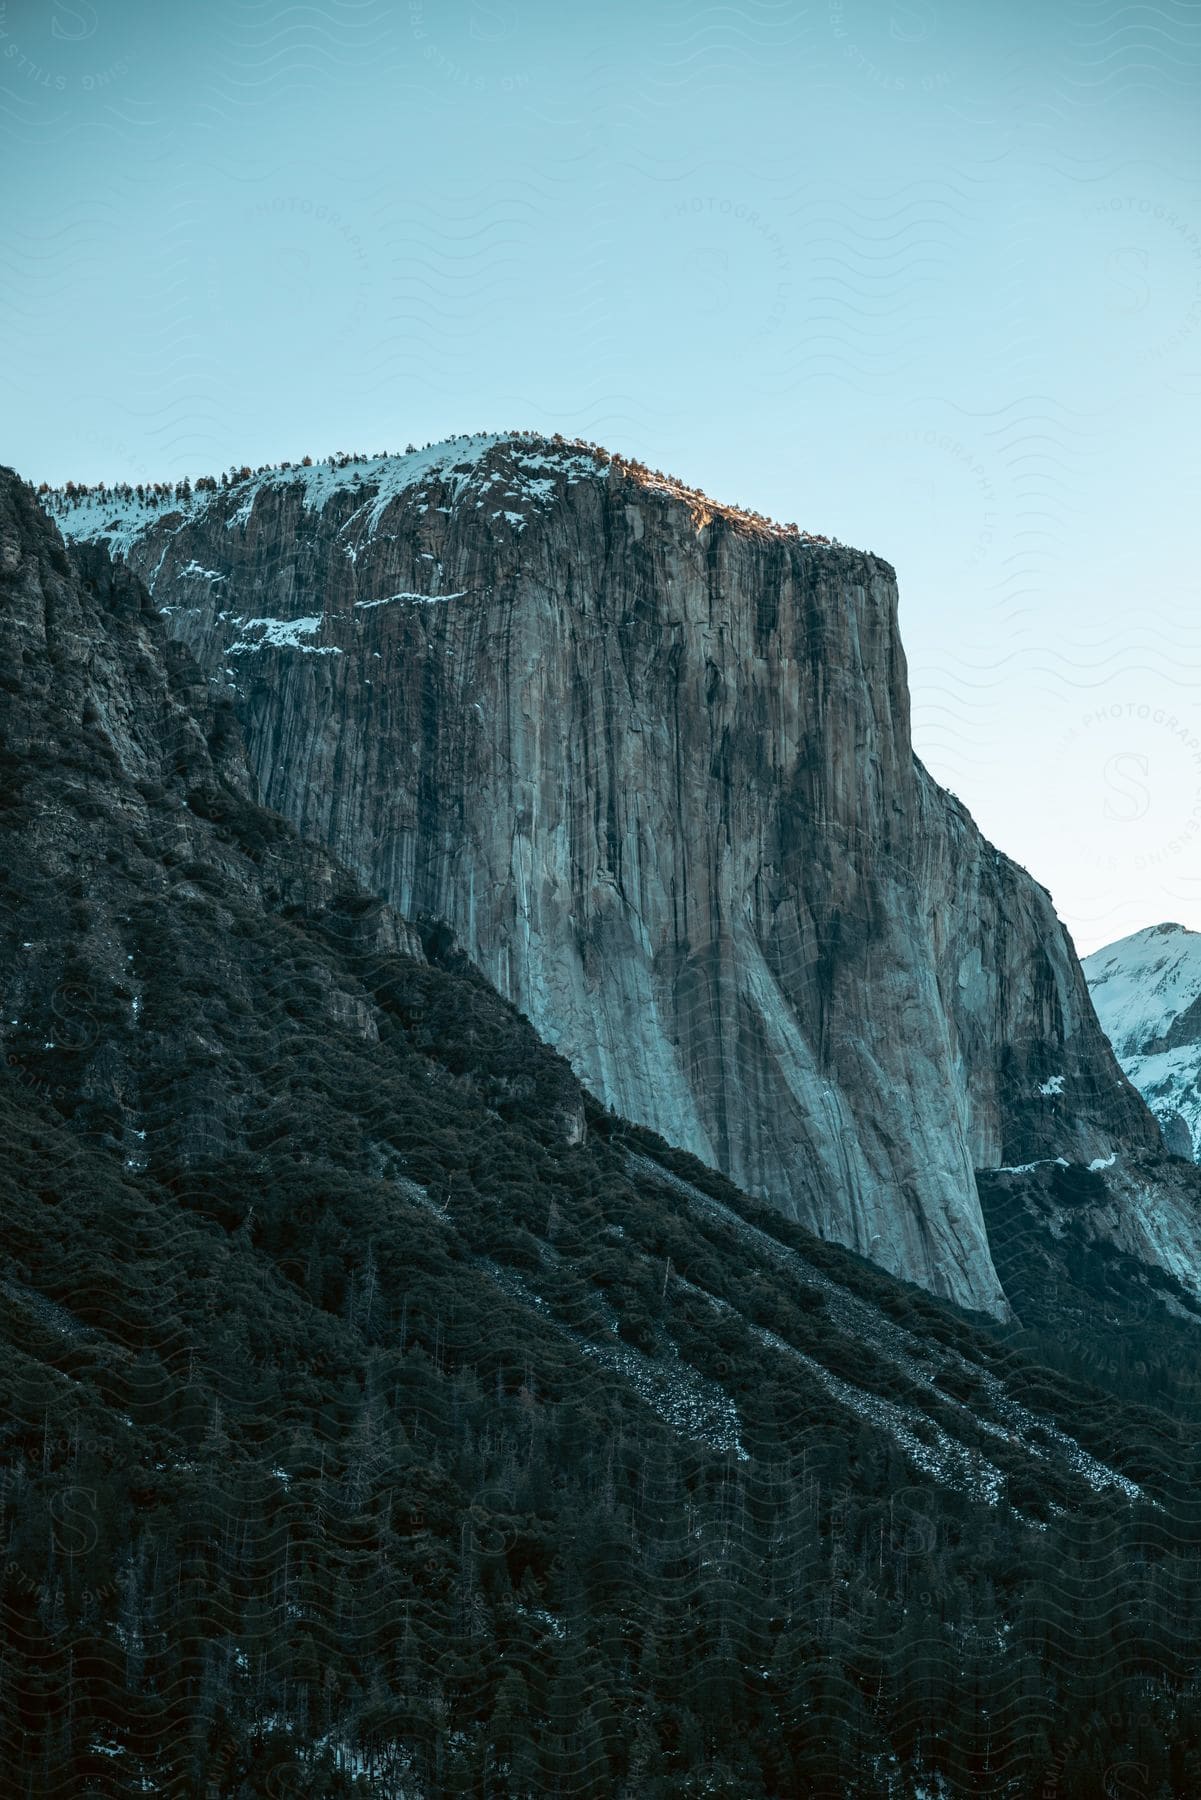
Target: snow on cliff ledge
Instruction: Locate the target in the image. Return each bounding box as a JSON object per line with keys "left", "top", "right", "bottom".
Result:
{"left": 1084, "top": 922, "right": 1201, "bottom": 1161}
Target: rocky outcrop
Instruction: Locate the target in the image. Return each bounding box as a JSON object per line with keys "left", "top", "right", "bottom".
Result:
{"left": 48, "top": 436, "right": 1164, "bottom": 1317}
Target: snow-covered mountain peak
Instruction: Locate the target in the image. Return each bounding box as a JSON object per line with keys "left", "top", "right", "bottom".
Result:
{"left": 1082, "top": 921, "right": 1201, "bottom": 1056}
{"left": 1083, "top": 922, "right": 1201, "bottom": 1160}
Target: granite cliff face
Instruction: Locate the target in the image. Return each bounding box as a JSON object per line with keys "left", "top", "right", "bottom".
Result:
{"left": 49, "top": 436, "right": 1164, "bottom": 1317}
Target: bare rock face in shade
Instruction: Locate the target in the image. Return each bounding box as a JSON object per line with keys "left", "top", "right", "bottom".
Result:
{"left": 50, "top": 436, "right": 1164, "bottom": 1318}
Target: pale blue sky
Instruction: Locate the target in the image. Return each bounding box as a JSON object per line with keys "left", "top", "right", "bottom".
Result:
{"left": 4, "top": 0, "right": 1200, "bottom": 950}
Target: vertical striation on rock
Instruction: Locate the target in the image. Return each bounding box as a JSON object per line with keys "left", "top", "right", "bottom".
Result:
{"left": 49, "top": 436, "right": 1163, "bottom": 1318}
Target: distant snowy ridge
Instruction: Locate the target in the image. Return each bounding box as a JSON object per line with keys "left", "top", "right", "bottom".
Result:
{"left": 1084, "top": 922, "right": 1201, "bottom": 1161}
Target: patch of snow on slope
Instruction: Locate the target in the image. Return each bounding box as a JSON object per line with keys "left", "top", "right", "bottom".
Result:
{"left": 225, "top": 616, "right": 341, "bottom": 655}
{"left": 43, "top": 488, "right": 196, "bottom": 558}
{"left": 515, "top": 1604, "right": 567, "bottom": 1639}
{"left": 990, "top": 1157, "right": 1070, "bottom": 1175}
{"left": 355, "top": 591, "right": 468, "bottom": 610}
{"left": 751, "top": 1324, "right": 1008, "bottom": 1505}
{"left": 480, "top": 1259, "right": 748, "bottom": 1461}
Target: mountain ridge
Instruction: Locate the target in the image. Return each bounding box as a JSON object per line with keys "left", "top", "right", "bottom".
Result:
{"left": 39, "top": 431, "right": 865, "bottom": 557}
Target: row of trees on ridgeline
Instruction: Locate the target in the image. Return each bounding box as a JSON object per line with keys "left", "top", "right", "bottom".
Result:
{"left": 35, "top": 432, "right": 836, "bottom": 544}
